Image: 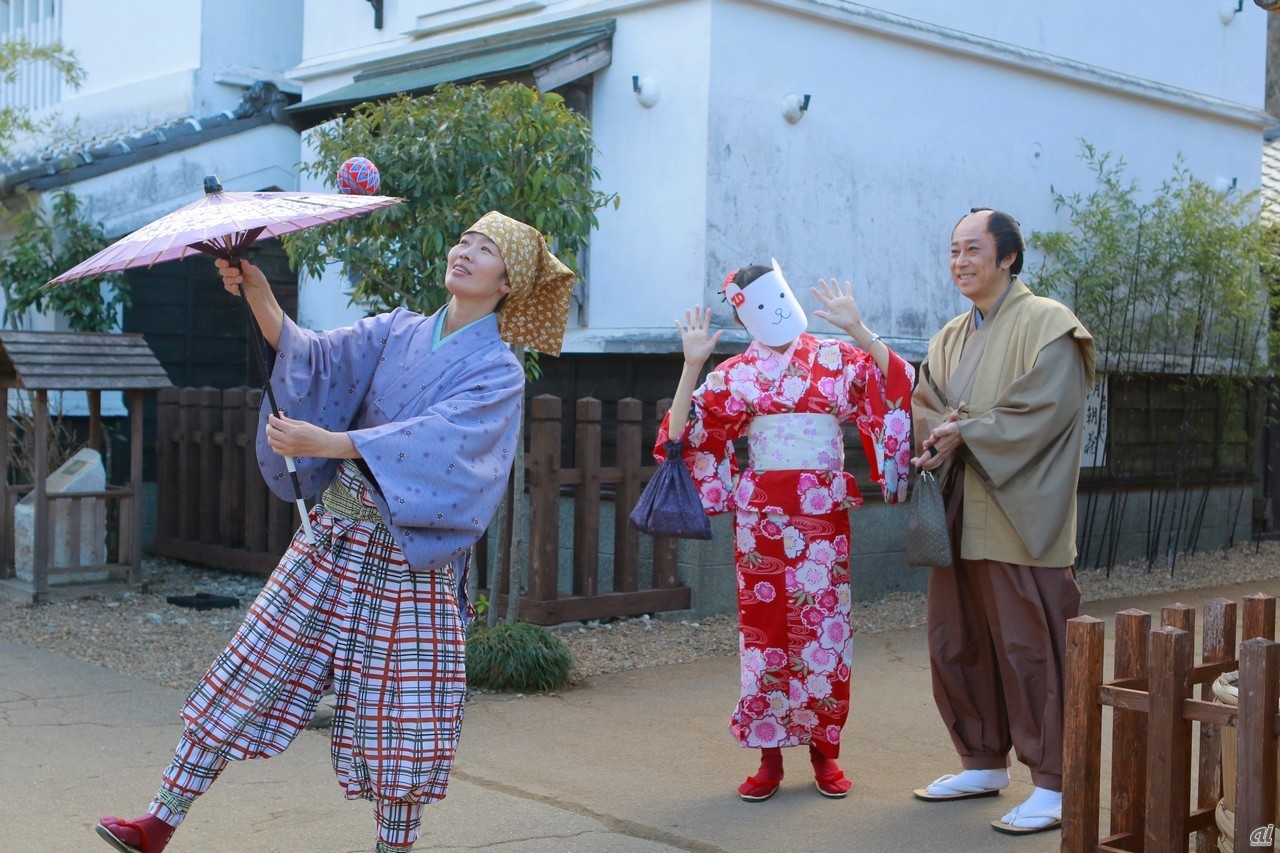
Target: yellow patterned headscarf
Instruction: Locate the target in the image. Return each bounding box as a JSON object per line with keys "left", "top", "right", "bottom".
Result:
{"left": 465, "top": 211, "right": 575, "bottom": 357}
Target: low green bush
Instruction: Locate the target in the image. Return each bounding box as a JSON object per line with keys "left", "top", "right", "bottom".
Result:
{"left": 466, "top": 621, "right": 572, "bottom": 692}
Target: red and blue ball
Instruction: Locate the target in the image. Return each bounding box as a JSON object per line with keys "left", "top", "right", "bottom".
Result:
{"left": 336, "top": 156, "right": 380, "bottom": 195}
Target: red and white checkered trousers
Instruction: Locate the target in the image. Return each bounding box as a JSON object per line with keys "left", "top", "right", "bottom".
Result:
{"left": 180, "top": 483, "right": 467, "bottom": 820}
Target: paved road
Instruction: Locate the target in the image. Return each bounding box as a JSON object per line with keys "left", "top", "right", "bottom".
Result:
{"left": 4, "top": 576, "right": 1277, "bottom": 852}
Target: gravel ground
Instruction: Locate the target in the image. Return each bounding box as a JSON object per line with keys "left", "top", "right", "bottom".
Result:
{"left": 2, "top": 542, "right": 1279, "bottom": 690}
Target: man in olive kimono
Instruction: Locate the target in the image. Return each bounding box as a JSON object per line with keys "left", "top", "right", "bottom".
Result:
{"left": 910, "top": 208, "right": 1095, "bottom": 836}
{"left": 97, "top": 212, "right": 574, "bottom": 853}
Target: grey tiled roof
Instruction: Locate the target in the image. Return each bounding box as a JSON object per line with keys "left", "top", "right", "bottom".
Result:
{"left": 0, "top": 81, "right": 296, "bottom": 197}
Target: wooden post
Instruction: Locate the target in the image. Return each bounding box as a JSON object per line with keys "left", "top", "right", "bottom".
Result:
{"left": 1161, "top": 602, "right": 1195, "bottom": 641}
{"left": 155, "top": 387, "right": 179, "bottom": 544}
{"left": 176, "top": 388, "right": 202, "bottom": 540}
{"left": 1062, "top": 615, "right": 1105, "bottom": 853}
{"left": 32, "top": 389, "right": 49, "bottom": 599}
{"left": 197, "top": 388, "right": 222, "bottom": 545}
{"left": 614, "top": 398, "right": 642, "bottom": 594}
{"left": 87, "top": 389, "right": 102, "bottom": 454}
{"left": 1145, "top": 626, "right": 1192, "bottom": 853}
{"left": 1243, "top": 593, "right": 1277, "bottom": 642}
{"left": 1197, "top": 598, "right": 1236, "bottom": 853}
{"left": 127, "top": 390, "right": 143, "bottom": 585}
{"left": 220, "top": 388, "right": 246, "bottom": 549}
{"left": 1111, "top": 608, "right": 1151, "bottom": 845}
{"left": 1162, "top": 602, "right": 1196, "bottom": 819}
{"left": 572, "top": 397, "right": 601, "bottom": 597}
{"left": 1234, "top": 638, "right": 1280, "bottom": 853}
{"left": 526, "top": 395, "right": 561, "bottom": 602}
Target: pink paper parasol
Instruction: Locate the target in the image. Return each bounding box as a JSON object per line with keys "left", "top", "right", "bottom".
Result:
{"left": 48, "top": 175, "right": 402, "bottom": 283}
{"left": 47, "top": 175, "right": 405, "bottom": 545}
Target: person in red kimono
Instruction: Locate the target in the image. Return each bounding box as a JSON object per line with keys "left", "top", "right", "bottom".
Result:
{"left": 656, "top": 260, "right": 913, "bottom": 801}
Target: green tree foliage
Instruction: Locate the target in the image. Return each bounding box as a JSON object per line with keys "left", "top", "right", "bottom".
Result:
{"left": 1033, "top": 142, "right": 1280, "bottom": 568}
{"left": 284, "top": 82, "right": 617, "bottom": 315}
{"left": 1032, "top": 142, "right": 1279, "bottom": 376}
{"left": 0, "top": 191, "right": 128, "bottom": 331}
{"left": 0, "top": 39, "right": 84, "bottom": 156}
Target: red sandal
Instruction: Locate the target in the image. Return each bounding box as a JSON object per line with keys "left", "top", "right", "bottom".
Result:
{"left": 738, "top": 746, "right": 783, "bottom": 801}
{"left": 814, "top": 768, "right": 852, "bottom": 798}
{"left": 738, "top": 773, "right": 782, "bottom": 801}
{"left": 95, "top": 815, "right": 175, "bottom": 853}
{"left": 809, "top": 745, "right": 852, "bottom": 799}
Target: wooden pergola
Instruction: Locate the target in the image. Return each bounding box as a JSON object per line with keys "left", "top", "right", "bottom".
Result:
{"left": 0, "top": 331, "right": 171, "bottom": 604}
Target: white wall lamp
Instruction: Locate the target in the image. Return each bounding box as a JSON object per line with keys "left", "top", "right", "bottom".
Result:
{"left": 632, "top": 75, "right": 659, "bottom": 108}
{"left": 781, "top": 93, "right": 811, "bottom": 124}
{"left": 1220, "top": 0, "right": 1244, "bottom": 24}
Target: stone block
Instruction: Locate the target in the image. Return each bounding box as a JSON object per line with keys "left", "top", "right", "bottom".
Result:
{"left": 15, "top": 448, "right": 108, "bottom": 585}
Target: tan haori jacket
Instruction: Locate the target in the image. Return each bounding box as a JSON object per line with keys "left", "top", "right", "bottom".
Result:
{"left": 913, "top": 279, "right": 1096, "bottom": 567}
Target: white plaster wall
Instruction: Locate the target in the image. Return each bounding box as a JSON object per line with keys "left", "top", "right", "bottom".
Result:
{"left": 32, "top": 0, "right": 302, "bottom": 138}
{"left": 284, "top": 0, "right": 1268, "bottom": 353}
{"left": 196, "top": 0, "right": 305, "bottom": 114}
{"left": 685, "top": 0, "right": 1269, "bottom": 361}
{"left": 298, "top": 0, "right": 405, "bottom": 73}
{"left": 865, "top": 0, "right": 1266, "bottom": 107}
{"left": 567, "top": 2, "right": 714, "bottom": 347}
{"left": 52, "top": 0, "right": 202, "bottom": 134}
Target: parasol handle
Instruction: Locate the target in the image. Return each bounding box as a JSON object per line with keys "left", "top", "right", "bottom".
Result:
{"left": 237, "top": 280, "right": 316, "bottom": 547}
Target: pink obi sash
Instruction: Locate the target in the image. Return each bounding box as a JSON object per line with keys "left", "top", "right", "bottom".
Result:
{"left": 747, "top": 413, "right": 844, "bottom": 472}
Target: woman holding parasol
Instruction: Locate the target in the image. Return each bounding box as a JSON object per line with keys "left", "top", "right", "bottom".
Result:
{"left": 96, "top": 211, "right": 574, "bottom": 853}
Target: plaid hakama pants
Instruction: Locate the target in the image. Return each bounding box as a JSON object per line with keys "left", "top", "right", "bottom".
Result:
{"left": 150, "top": 465, "right": 467, "bottom": 849}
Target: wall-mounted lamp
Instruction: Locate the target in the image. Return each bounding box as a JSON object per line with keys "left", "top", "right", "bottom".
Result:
{"left": 1214, "top": 176, "right": 1239, "bottom": 193}
{"left": 781, "top": 93, "right": 811, "bottom": 124}
{"left": 1220, "top": 0, "right": 1244, "bottom": 24}
{"left": 632, "top": 75, "right": 659, "bottom": 108}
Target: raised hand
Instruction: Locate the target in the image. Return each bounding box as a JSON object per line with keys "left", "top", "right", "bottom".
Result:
{"left": 215, "top": 257, "right": 270, "bottom": 298}
{"left": 811, "top": 278, "right": 864, "bottom": 334}
{"left": 676, "top": 305, "right": 724, "bottom": 367}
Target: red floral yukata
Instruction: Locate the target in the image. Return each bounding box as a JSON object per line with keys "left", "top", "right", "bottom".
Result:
{"left": 656, "top": 332, "right": 913, "bottom": 758}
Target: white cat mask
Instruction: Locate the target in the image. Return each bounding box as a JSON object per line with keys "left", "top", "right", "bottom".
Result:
{"left": 722, "top": 258, "right": 807, "bottom": 347}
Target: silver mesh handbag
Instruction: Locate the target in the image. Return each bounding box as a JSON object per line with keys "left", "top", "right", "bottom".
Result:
{"left": 904, "top": 470, "right": 952, "bottom": 567}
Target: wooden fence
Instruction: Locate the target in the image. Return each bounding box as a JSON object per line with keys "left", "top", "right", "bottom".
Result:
{"left": 1063, "top": 593, "right": 1278, "bottom": 853}
{"left": 152, "top": 388, "right": 688, "bottom": 624}
{"left": 153, "top": 387, "right": 300, "bottom": 575}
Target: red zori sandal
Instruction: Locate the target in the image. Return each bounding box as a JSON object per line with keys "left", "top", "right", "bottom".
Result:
{"left": 95, "top": 815, "right": 175, "bottom": 853}
{"left": 814, "top": 768, "right": 852, "bottom": 798}
{"left": 738, "top": 774, "right": 782, "bottom": 801}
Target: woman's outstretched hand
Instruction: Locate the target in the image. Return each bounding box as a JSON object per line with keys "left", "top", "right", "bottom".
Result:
{"left": 811, "top": 278, "right": 864, "bottom": 334}
{"left": 676, "top": 305, "right": 723, "bottom": 367}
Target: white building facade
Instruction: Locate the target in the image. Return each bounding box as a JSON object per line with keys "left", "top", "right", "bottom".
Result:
{"left": 0, "top": 0, "right": 1269, "bottom": 603}
{"left": 282, "top": 1, "right": 1271, "bottom": 605}
{"left": 1, "top": 0, "right": 304, "bottom": 239}
{"left": 288, "top": 0, "right": 1269, "bottom": 361}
